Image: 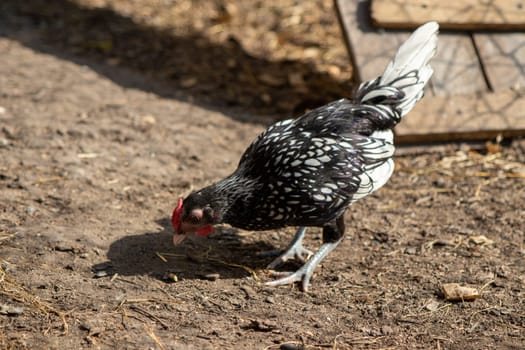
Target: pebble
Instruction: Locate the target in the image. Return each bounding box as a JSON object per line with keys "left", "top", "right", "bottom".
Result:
{"left": 404, "top": 247, "right": 417, "bottom": 255}
{"left": 425, "top": 300, "right": 440, "bottom": 312}
{"left": 381, "top": 325, "right": 394, "bottom": 335}
{"left": 94, "top": 270, "right": 108, "bottom": 278}
{"left": 26, "top": 206, "right": 37, "bottom": 216}
{"left": 265, "top": 296, "right": 275, "bottom": 304}
{"left": 433, "top": 178, "right": 446, "bottom": 188}
{"left": 240, "top": 285, "right": 257, "bottom": 299}
{"left": 54, "top": 242, "right": 74, "bottom": 252}
{"left": 163, "top": 272, "right": 178, "bottom": 282}
{"left": 0, "top": 304, "right": 24, "bottom": 316}
{"left": 180, "top": 77, "right": 197, "bottom": 88}
{"left": 202, "top": 273, "right": 220, "bottom": 281}
{"left": 280, "top": 343, "right": 300, "bottom": 350}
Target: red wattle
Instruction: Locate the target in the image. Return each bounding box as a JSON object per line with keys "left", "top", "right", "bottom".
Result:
{"left": 195, "top": 225, "right": 213, "bottom": 237}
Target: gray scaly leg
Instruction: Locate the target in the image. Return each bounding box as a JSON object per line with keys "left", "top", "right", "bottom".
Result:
{"left": 266, "top": 226, "right": 313, "bottom": 269}
{"left": 265, "top": 214, "right": 346, "bottom": 291}
{"left": 265, "top": 238, "right": 342, "bottom": 291}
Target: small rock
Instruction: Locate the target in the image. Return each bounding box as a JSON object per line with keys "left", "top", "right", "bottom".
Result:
{"left": 163, "top": 272, "right": 178, "bottom": 282}
{"left": 288, "top": 72, "right": 305, "bottom": 87}
{"left": 258, "top": 73, "right": 286, "bottom": 87}
{"left": 1, "top": 262, "right": 10, "bottom": 272}
{"left": 404, "top": 247, "right": 417, "bottom": 255}
{"left": 280, "top": 343, "right": 300, "bottom": 350}
{"left": 433, "top": 178, "right": 446, "bottom": 188}
{"left": 0, "top": 304, "right": 24, "bottom": 316}
{"left": 0, "top": 139, "right": 9, "bottom": 148}
{"left": 425, "top": 300, "right": 440, "bottom": 312}
{"left": 78, "top": 320, "right": 104, "bottom": 336}
{"left": 244, "top": 319, "right": 278, "bottom": 332}
{"left": 94, "top": 270, "right": 108, "bottom": 278}
{"left": 303, "top": 47, "right": 320, "bottom": 58}
{"left": 180, "top": 77, "right": 197, "bottom": 88}
{"left": 138, "top": 115, "right": 156, "bottom": 131}
{"left": 201, "top": 273, "right": 220, "bottom": 281}
{"left": 265, "top": 296, "right": 275, "bottom": 304}
{"left": 260, "top": 93, "right": 271, "bottom": 104}
{"left": 327, "top": 65, "right": 341, "bottom": 77}
{"left": 381, "top": 325, "right": 394, "bottom": 335}
{"left": 2, "top": 126, "right": 15, "bottom": 139}
{"left": 240, "top": 285, "right": 257, "bottom": 299}
{"left": 26, "top": 206, "right": 37, "bottom": 216}
{"left": 0, "top": 106, "right": 6, "bottom": 114}
{"left": 469, "top": 235, "right": 494, "bottom": 246}
{"left": 511, "top": 167, "right": 525, "bottom": 176}
{"left": 54, "top": 242, "right": 74, "bottom": 252}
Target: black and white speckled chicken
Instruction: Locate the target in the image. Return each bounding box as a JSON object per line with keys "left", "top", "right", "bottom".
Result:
{"left": 171, "top": 22, "right": 439, "bottom": 291}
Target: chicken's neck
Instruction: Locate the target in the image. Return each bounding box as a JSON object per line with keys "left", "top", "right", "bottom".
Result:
{"left": 203, "top": 170, "right": 261, "bottom": 224}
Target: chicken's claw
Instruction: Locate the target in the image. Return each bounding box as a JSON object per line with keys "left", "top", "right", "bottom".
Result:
{"left": 266, "top": 227, "right": 312, "bottom": 269}
{"left": 265, "top": 239, "right": 342, "bottom": 292}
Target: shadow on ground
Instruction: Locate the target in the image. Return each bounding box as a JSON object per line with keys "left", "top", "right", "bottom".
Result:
{"left": 0, "top": 0, "right": 353, "bottom": 121}
{"left": 94, "top": 218, "right": 279, "bottom": 281}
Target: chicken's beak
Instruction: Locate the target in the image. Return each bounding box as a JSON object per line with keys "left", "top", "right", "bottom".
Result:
{"left": 172, "top": 233, "right": 187, "bottom": 245}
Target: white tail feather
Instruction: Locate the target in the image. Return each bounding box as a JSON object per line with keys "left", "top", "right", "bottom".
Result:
{"left": 380, "top": 21, "right": 439, "bottom": 116}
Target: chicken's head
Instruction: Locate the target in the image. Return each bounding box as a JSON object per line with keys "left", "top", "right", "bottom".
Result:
{"left": 171, "top": 194, "right": 217, "bottom": 245}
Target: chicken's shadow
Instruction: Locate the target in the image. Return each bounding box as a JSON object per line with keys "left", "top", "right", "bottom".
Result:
{"left": 93, "top": 218, "right": 279, "bottom": 281}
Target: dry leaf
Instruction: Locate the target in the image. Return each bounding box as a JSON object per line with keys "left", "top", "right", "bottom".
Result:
{"left": 441, "top": 283, "right": 481, "bottom": 301}
{"left": 469, "top": 235, "right": 494, "bottom": 245}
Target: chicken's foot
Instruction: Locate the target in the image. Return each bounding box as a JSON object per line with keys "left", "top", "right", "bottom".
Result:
{"left": 266, "top": 227, "right": 313, "bottom": 269}
{"left": 265, "top": 238, "right": 342, "bottom": 292}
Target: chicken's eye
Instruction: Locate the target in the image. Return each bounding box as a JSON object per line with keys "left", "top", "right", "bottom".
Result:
{"left": 189, "top": 215, "right": 200, "bottom": 224}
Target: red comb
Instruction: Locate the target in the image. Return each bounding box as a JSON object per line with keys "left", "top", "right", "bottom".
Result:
{"left": 171, "top": 198, "right": 183, "bottom": 232}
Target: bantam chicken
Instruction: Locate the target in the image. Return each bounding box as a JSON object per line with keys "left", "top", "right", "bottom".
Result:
{"left": 171, "top": 22, "right": 439, "bottom": 291}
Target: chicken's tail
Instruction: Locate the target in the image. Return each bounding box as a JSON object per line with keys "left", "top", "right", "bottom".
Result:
{"left": 353, "top": 21, "right": 439, "bottom": 129}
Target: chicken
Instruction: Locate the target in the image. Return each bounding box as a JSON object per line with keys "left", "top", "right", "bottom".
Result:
{"left": 171, "top": 22, "right": 439, "bottom": 291}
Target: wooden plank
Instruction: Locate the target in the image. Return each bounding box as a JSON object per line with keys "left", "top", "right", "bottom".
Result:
{"left": 335, "top": 0, "right": 410, "bottom": 83}
{"left": 395, "top": 89, "right": 525, "bottom": 143}
{"left": 430, "top": 34, "right": 488, "bottom": 95}
{"left": 335, "top": 0, "right": 488, "bottom": 96}
{"left": 371, "top": 0, "right": 525, "bottom": 31}
{"left": 473, "top": 33, "right": 525, "bottom": 90}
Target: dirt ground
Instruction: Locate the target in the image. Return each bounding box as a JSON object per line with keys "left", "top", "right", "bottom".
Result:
{"left": 1, "top": 1, "right": 524, "bottom": 349}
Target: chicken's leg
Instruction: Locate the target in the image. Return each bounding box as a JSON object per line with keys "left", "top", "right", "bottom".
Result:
{"left": 266, "top": 226, "right": 313, "bottom": 269}
{"left": 266, "top": 214, "right": 345, "bottom": 291}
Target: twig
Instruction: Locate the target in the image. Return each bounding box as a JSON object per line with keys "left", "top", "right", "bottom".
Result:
{"left": 145, "top": 326, "right": 166, "bottom": 350}
{"left": 0, "top": 268, "right": 68, "bottom": 334}
{"left": 0, "top": 232, "right": 16, "bottom": 242}
{"left": 479, "top": 279, "right": 495, "bottom": 292}
{"left": 110, "top": 273, "right": 119, "bottom": 282}
{"left": 347, "top": 336, "right": 383, "bottom": 345}
{"left": 208, "top": 257, "right": 260, "bottom": 281}
{"left": 130, "top": 305, "right": 170, "bottom": 330}
{"left": 155, "top": 252, "right": 168, "bottom": 263}
{"left": 333, "top": 333, "right": 344, "bottom": 350}
{"left": 157, "top": 252, "right": 186, "bottom": 258}
{"left": 33, "top": 176, "right": 65, "bottom": 185}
